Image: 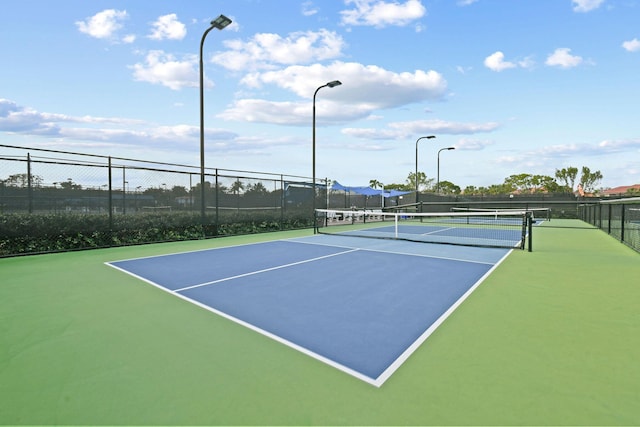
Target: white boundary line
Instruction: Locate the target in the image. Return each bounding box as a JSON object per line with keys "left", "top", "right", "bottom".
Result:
{"left": 105, "top": 238, "right": 513, "bottom": 388}
{"left": 106, "top": 239, "right": 276, "bottom": 264}
{"left": 174, "top": 249, "right": 358, "bottom": 292}
{"left": 373, "top": 248, "right": 513, "bottom": 386}
{"left": 106, "top": 248, "right": 380, "bottom": 387}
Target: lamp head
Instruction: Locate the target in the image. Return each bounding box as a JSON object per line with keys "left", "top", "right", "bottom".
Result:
{"left": 327, "top": 80, "right": 342, "bottom": 88}
{"left": 211, "top": 14, "right": 232, "bottom": 30}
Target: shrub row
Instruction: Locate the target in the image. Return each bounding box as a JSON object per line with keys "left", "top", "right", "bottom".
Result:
{"left": 0, "top": 211, "right": 313, "bottom": 257}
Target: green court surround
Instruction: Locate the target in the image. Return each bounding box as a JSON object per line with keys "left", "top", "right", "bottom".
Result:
{"left": 1, "top": 220, "right": 639, "bottom": 425}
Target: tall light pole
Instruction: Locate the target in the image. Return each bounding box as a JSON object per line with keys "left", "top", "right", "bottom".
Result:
{"left": 312, "top": 80, "right": 342, "bottom": 221}
{"left": 437, "top": 147, "right": 455, "bottom": 194}
{"left": 415, "top": 135, "right": 436, "bottom": 203}
{"left": 200, "top": 14, "right": 232, "bottom": 230}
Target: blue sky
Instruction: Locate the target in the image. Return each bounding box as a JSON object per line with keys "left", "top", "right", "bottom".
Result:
{"left": 1, "top": 0, "right": 639, "bottom": 190}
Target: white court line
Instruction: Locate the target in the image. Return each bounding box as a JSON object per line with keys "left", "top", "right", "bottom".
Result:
{"left": 106, "top": 237, "right": 512, "bottom": 388}
{"left": 106, "top": 240, "right": 277, "bottom": 264}
{"left": 420, "top": 226, "right": 456, "bottom": 236}
{"left": 169, "top": 285, "right": 382, "bottom": 387}
{"left": 173, "top": 248, "right": 359, "bottom": 292}
{"left": 373, "top": 248, "right": 514, "bottom": 387}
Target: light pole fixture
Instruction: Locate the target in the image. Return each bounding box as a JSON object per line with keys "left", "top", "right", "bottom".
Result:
{"left": 437, "top": 147, "right": 455, "bottom": 194}
{"left": 312, "top": 80, "right": 342, "bottom": 222}
{"left": 415, "top": 135, "right": 436, "bottom": 203}
{"left": 199, "top": 14, "right": 232, "bottom": 230}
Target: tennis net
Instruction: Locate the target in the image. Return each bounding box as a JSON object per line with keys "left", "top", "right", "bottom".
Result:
{"left": 450, "top": 206, "right": 551, "bottom": 223}
{"left": 315, "top": 208, "right": 533, "bottom": 250}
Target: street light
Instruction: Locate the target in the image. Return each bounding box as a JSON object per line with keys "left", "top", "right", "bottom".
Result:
{"left": 437, "top": 147, "right": 455, "bottom": 194}
{"left": 415, "top": 135, "right": 436, "bottom": 203}
{"left": 312, "top": 80, "right": 342, "bottom": 222}
{"left": 199, "top": 14, "right": 232, "bottom": 230}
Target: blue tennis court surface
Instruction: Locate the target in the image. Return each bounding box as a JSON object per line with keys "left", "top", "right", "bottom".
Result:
{"left": 107, "top": 235, "right": 512, "bottom": 387}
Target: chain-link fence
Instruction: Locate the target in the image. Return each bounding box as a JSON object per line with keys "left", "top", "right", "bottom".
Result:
{"left": 1, "top": 144, "right": 327, "bottom": 256}
{"left": 5, "top": 144, "right": 632, "bottom": 256}
{"left": 578, "top": 197, "right": 640, "bottom": 253}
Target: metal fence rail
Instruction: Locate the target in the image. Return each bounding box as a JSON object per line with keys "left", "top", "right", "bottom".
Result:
{"left": 1, "top": 144, "right": 327, "bottom": 256}
{"left": 5, "top": 144, "right": 635, "bottom": 256}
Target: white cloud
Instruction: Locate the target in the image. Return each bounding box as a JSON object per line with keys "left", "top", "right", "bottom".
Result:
{"left": 0, "top": 98, "right": 142, "bottom": 136}
{"left": 302, "top": 1, "right": 319, "bottom": 16}
{"left": 218, "top": 61, "right": 447, "bottom": 126}
{"left": 484, "top": 51, "right": 517, "bottom": 72}
{"left": 458, "top": 0, "right": 479, "bottom": 5}
{"left": 340, "top": 0, "right": 426, "bottom": 28}
{"left": 598, "top": 138, "right": 640, "bottom": 152}
{"left": 212, "top": 29, "right": 345, "bottom": 71}
{"left": 572, "top": 0, "right": 605, "bottom": 13}
{"left": 342, "top": 119, "right": 500, "bottom": 140}
{"left": 0, "top": 99, "right": 56, "bottom": 133}
{"left": 148, "top": 14, "right": 187, "bottom": 41}
{"left": 545, "top": 48, "right": 583, "bottom": 68}
{"left": 454, "top": 138, "right": 495, "bottom": 150}
{"left": 218, "top": 96, "right": 373, "bottom": 126}
{"left": 76, "top": 9, "right": 129, "bottom": 41}
{"left": 390, "top": 119, "right": 500, "bottom": 135}
{"left": 0, "top": 99, "right": 236, "bottom": 150}
{"left": 242, "top": 61, "right": 447, "bottom": 106}
{"left": 622, "top": 38, "right": 640, "bottom": 52}
{"left": 496, "top": 138, "right": 640, "bottom": 171}
{"left": 129, "top": 50, "right": 201, "bottom": 90}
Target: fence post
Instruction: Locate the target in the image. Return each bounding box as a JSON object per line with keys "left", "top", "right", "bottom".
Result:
{"left": 527, "top": 212, "right": 533, "bottom": 252}
{"left": 215, "top": 169, "right": 219, "bottom": 236}
{"left": 122, "top": 166, "right": 126, "bottom": 215}
{"left": 280, "top": 175, "right": 284, "bottom": 230}
{"left": 620, "top": 203, "right": 626, "bottom": 244}
{"left": 108, "top": 157, "right": 113, "bottom": 230}
{"left": 27, "top": 153, "right": 33, "bottom": 213}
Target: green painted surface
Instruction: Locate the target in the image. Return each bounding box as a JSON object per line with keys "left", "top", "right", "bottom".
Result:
{"left": 1, "top": 223, "right": 639, "bottom": 425}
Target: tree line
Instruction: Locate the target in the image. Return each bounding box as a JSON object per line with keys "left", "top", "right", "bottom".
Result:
{"left": 370, "top": 166, "right": 605, "bottom": 196}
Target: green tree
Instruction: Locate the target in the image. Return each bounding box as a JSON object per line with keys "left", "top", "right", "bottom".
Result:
{"left": 531, "top": 174, "right": 561, "bottom": 193}
{"left": 171, "top": 185, "right": 189, "bottom": 197}
{"left": 555, "top": 167, "right": 578, "bottom": 192}
{"left": 579, "top": 166, "right": 603, "bottom": 193}
{"left": 437, "top": 180, "right": 461, "bottom": 195}
{"left": 504, "top": 174, "right": 533, "bottom": 193}
{"left": 489, "top": 183, "right": 514, "bottom": 195}
{"left": 406, "top": 172, "right": 434, "bottom": 192}
{"left": 369, "top": 179, "right": 383, "bottom": 189}
{"left": 245, "top": 182, "right": 268, "bottom": 194}
{"left": 3, "top": 173, "right": 44, "bottom": 188}
{"left": 230, "top": 179, "right": 245, "bottom": 195}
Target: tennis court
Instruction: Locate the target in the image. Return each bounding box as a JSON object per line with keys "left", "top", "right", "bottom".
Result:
{"left": 107, "top": 235, "right": 511, "bottom": 386}
{"left": 2, "top": 219, "right": 640, "bottom": 425}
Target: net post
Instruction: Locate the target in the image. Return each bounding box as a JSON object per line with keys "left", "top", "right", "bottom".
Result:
{"left": 527, "top": 211, "right": 533, "bottom": 252}
{"left": 395, "top": 212, "right": 399, "bottom": 238}
{"left": 313, "top": 209, "right": 318, "bottom": 234}
{"left": 519, "top": 212, "right": 527, "bottom": 250}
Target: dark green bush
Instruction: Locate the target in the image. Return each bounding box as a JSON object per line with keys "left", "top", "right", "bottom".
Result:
{"left": 0, "top": 211, "right": 313, "bottom": 256}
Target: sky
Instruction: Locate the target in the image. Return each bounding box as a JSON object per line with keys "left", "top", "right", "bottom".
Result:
{"left": 1, "top": 0, "right": 639, "bottom": 190}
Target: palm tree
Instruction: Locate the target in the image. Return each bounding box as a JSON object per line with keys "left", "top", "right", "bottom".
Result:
{"left": 369, "top": 179, "right": 383, "bottom": 190}
{"left": 230, "top": 179, "right": 244, "bottom": 195}
{"left": 230, "top": 179, "right": 244, "bottom": 210}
